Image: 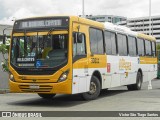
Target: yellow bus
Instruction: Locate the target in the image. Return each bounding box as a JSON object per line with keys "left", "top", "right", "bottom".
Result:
{"left": 9, "top": 16, "right": 157, "bottom": 100}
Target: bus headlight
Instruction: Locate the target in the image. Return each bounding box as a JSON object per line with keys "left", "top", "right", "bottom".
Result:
{"left": 58, "top": 70, "right": 69, "bottom": 82}
{"left": 9, "top": 73, "right": 15, "bottom": 82}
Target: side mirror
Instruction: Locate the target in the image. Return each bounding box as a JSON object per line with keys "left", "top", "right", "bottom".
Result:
{"left": 77, "top": 33, "right": 83, "bottom": 43}
{"left": 3, "top": 34, "right": 6, "bottom": 44}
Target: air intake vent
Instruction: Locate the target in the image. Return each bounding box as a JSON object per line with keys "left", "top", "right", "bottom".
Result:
{"left": 19, "top": 85, "right": 53, "bottom": 93}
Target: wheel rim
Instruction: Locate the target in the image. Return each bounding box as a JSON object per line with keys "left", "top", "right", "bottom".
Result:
{"left": 138, "top": 75, "right": 142, "bottom": 88}
{"left": 89, "top": 82, "right": 97, "bottom": 95}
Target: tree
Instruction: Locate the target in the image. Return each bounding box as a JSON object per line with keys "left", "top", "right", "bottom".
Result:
{"left": 157, "top": 44, "right": 160, "bottom": 51}
{"left": 0, "top": 39, "right": 10, "bottom": 72}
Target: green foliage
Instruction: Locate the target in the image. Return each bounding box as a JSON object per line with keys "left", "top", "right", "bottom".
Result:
{"left": 1, "top": 60, "right": 9, "bottom": 72}
{"left": 0, "top": 39, "right": 10, "bottom": 72}
{"left": 0, "top": 44, "right": 8, "bottom": 54}
{"left": 157, "top": 44, "right": 160, "bottom": 51}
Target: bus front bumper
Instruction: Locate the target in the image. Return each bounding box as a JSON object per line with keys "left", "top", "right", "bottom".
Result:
{"left": 9, "top": 79, "right": 72, "bottom": 94}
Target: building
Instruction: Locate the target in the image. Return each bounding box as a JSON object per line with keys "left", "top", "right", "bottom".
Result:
{"left": 118, "top": 15, "right": 160, "bottom": 43}
{"left": 0, "top": 24, "right": 13, "bottom": 43}
{"left": 84, "top": 15, "right": 127, "bottom": 24}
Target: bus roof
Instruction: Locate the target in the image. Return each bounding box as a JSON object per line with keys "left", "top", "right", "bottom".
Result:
{"left": 71, "top": 16, "right": 104, "bottom": 29}
{"left": 104, "top": 22, "right": 156, "bottom": 42}
{"left": 137, "top": 33, "right": 156, "bottom": 41}
{"left": 15, "top": 15, "right": 71, "bottom": 21}
{"left": 104, "top": 22, "right": 137, "bottom": 36}
{"left": 14, "top": 15, "right": 156, "bottom": 42}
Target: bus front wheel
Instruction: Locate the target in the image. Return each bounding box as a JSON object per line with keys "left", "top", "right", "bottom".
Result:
{"left": 38, "top": 93, "right": 56, "bottom": 99}
{"left": 82, "top": 76, "right": 101, "bottom": 100}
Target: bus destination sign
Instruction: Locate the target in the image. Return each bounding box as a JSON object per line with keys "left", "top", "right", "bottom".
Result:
{"left": 14, "top": 17, "right": 69, "bottom": 29}
{"left": 21, "top": 19, "right": 62, "bottom": 28}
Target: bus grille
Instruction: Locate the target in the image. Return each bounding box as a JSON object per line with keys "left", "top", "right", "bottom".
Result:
{"left": 19, "top": 85, "right": 53, "bottom": 92}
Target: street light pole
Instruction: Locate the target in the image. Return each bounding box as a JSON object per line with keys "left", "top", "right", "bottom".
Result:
{"left": 82, "top": 0, "right": 85, "bottom": 18}
{"left": 148, "top": 0, "right": 152, "bottom": 90}
{"left": 149, "top": 0, "right": 152, "bottom": 36}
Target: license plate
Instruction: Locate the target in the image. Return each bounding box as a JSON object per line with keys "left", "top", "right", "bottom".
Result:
{"left": 29, "top": 84, "right": 40, "bottom": 90}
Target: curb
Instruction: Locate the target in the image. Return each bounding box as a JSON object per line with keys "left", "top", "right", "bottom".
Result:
{"left": 0, "top": 89, "right": 10, "bottom": 94}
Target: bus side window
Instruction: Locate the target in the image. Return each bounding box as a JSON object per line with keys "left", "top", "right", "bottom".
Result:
{"left": 128, "top": 36, "right": 137, "bottom": 57}
{"left": 89, "top": 28, "right": 104, "bottom": 55}
{"left": 151, "top": 42, "right": 156, "bottom": 57}
{"left": 117, "top": 34, "right": 128, "bottom": 56}
{"left": 105, "top": 31, "right": 117, "bottom": 55}
{"left": 145, "top": 40, "right": 152, "bottom": 56}
{"left": 137, "top": 38, "right": 145, "bottom": 56}
{"left": 73, "top": 32, "right": 86, "bottom": 56}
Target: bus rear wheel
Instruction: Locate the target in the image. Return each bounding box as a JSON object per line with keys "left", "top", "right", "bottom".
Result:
{"left": 82, "top": 76, "right": 101, "bottom": 100}
{"left": 38, "top": 93, "right": 56, "bottom": 99}
{"left": 127, "top": 72, "right": 142, "bottom": 90}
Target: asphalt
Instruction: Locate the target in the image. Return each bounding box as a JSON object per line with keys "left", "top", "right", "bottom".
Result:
{"left": 1, "top": 79, "right": 160, "bottom": 120}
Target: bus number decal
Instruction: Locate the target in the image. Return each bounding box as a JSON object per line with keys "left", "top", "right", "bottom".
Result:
{"left": 91, "top": 58, "right": 99, "bottom": 64}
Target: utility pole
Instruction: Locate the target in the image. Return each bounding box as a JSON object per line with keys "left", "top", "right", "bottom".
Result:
{"left": 82, "top": 0, "right": 85, "bottom": 18}
{"left": 149, "top": 0, "right": 152, "bottom": 36}
{"left": 148, "top": 0, "right": 152, "bottom": 90}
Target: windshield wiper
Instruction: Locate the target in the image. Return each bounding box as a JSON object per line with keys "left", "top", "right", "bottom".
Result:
{"left": 47, "top": 28, "right": 54, "bottom": 36}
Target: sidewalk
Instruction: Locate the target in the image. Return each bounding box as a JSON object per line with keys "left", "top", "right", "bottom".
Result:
{"left": 0, "top": 89, "right": 9, "bottom": 94}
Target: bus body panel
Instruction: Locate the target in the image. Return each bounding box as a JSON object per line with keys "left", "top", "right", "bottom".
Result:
{"left": 139, "top": 57, "right": 157, "bottom": 82}
{"left": 9, "top": 79, "right": 72, "bottom": 94}
{"left": 105, "top": 55, "right": 157, "bottom": 89}
{"left": 106, "top": 55, "right": 138, "bottom": 88}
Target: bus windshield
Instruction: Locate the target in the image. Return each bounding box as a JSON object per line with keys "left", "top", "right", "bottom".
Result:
{"left": 11, "top": 33, "right": 68, "bottom": 68}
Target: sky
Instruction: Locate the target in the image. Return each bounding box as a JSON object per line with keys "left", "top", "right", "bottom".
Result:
{"left": 0, "top": 0, "right": 159, "bottom": 25}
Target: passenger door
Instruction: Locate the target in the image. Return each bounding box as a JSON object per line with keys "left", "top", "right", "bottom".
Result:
{"left": 87, "top": 28, "right": 106, "bottom": 88}
{"left": 72, "top": 23, "right": 89, "bottom": 94}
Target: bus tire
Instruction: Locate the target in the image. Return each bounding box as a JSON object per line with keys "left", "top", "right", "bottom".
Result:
{"left": 38, "top": 93, "right": 56, "bottom": 99}
{"left": 127, "top": 72, "right": 142, "bottom": 90}
{"left": 127, "top": 85, "right": 133, "bottom": 91}
{"left": 133, "top": 72, "right": 142, "bottom": 90}
{"left": 82, "top": 76, "right": 101, "bottom": 100}
{"left": 101, "top": 88, "right": 108, "bottom": 92}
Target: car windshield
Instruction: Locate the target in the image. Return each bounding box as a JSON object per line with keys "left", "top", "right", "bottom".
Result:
{"left": 11, "top": 33, "right": 68, "bottom": 68}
